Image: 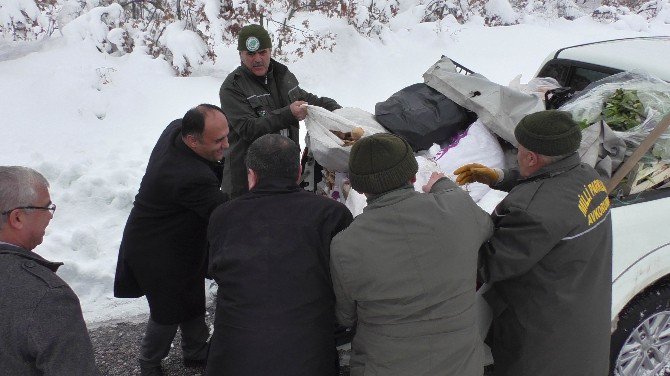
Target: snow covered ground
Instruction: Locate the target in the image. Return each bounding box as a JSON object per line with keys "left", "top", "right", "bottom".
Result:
{"left": 1, "top": 14, "right": 669, "bottom": 323}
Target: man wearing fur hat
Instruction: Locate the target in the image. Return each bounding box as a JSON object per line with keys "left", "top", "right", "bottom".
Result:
{"left": 330, "top": 133, "right": 494, "bottom": 375}
{"left": 454, "top": 110, "right": 612, "bottom": 376}
{"left": 220, "top": 23, "right": 341, "bottom": 198}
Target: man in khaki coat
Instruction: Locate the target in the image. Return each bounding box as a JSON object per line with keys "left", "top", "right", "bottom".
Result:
{"left": 330, "top": 133, "right": 493, "bottom": 375}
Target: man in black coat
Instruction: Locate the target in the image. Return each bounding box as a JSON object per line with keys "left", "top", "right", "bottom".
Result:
{"left": 114, "top": 104, "right": 230, "bottom": 376}
{"left": 220, "top": 24, "right": 341, "bottom": 198}
{"left": 205, "top": 134, "right": 353, "bottom": 376}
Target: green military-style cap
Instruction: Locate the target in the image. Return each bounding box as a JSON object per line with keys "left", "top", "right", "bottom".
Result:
{"left": 514, "top": 110, "right": 582, "bottom": 156}
{"left": 237, "top": 24, "right": 272, "bottom": 52}
{"left": 348, "top": 133, "right": 419, "bottom": 195}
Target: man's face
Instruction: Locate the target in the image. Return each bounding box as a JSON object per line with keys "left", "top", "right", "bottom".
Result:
{"left": 240, "top": 48, "right": 271, "bottom": 77}
{"left": 191, "top": 110, "right": 230, "bottom": 162}
{"left": 22, "top": 184, "right": 53, "bottom": 251}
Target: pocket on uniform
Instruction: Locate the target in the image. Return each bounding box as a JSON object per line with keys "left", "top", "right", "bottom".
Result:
{"left": 247, "top": 93, "right": 273, "bottom": 117}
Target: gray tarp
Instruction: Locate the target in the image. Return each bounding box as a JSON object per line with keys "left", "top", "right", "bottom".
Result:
{"left": 579, "top": 121, "right": 626, "bottom": 178}
{"left": 423, "top": 57, "right": 629, "bottom": 177}
{"left": 423, "top": 57, "right": 545, "bottom": 147}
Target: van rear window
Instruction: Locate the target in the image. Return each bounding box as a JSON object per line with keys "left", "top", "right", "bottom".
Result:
{"left": 571, "top": 67, "right": 611, "bottom": 91}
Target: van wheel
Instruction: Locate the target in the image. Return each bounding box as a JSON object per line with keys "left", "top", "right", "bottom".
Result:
{"left": 611, "top": 284, "right": 670, "bottom": 375}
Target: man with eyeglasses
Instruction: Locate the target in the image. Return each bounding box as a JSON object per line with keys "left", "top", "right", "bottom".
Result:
{"left": 114, "top": 104, "right": 230, "bottom": 376}
{"left": 0, "top": 166, "right": 98, "bottom": 376}
{"left": 219, "top": 24, "right": 341, "bottom": 198}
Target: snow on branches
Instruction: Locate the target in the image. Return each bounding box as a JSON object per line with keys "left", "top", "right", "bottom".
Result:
{"left": 1, "top": 0, "right": 668, "bottom": 75}
{"left": 0, "top": 0, "right": 58, "bottom": 40}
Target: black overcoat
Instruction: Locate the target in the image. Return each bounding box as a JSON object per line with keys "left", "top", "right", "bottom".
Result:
{"left": 114, "top": 119, "right": 226, "bottom": 324}
{"left": 205, "top": 178, "right": 353, "bottom": 376}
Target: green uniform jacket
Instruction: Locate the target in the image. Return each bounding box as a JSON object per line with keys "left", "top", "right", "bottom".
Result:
{"left": 219, "top": 59, "right": 340, "bottom": 198}
{"left": 482, "top": 153, "right": 612, "bottom": 376}
{"left": 331, "top": 178, "right": 493, "bottom": 376}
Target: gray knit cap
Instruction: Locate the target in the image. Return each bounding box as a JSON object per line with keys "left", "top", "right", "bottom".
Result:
{"left": 348, "top": 133, "right": 418, "bottom": 194}
{"left": 514, "top": 110, "right": 582, "bottom": 156}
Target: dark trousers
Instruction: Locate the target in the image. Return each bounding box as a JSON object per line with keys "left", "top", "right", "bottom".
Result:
{"left": 140, "top": 314, "right": 209, "bottom": 366}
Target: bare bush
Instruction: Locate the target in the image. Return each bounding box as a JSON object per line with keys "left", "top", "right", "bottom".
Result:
{"left": 422, "top": 0, "right": 468, "bottom": 23}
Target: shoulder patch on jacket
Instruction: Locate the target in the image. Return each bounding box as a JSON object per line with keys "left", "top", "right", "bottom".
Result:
{"left": 22, "top": 261, "right": 67, "bottom": 288}
{"left": 231, "top": 69, "right": 245, "bottom": 81}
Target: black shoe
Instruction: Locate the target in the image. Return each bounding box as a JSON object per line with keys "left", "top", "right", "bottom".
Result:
{"left": 183, "top": 358, "right": 207, "bottom": 368}
{"left": 139, "top": 361, "right": 164, "bottom": 376}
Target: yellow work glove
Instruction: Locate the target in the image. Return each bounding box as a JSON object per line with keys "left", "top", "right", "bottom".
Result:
{"left": 453, "top": 163, "right": 500, "bottom": 186}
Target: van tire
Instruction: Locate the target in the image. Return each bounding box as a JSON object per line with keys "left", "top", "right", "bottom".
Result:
{"left": 610, "top": 283, "right": 670, "bottom": 375}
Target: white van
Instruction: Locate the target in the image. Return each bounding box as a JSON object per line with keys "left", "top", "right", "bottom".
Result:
{"left": 536, "top": 36, "right": 670, "bottom": 376}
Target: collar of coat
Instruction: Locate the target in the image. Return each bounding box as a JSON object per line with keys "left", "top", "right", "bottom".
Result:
{"left": 247, "top": 177, "right": 302, "bottom": 196}
{"left": 239, "top": 59, "right": 289, "bottom": 84}
{"left": 364, "top": 184, "right": 416, "bottom": 211}
{"left": 521, "top": 152, "right": 581, "bottom": 182}
{"left": 0, "top": 242, "right": 63, "bottom": 272}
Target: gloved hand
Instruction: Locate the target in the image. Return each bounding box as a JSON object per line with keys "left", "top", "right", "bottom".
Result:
{"left": 453, "top": 163, "right": 500, "bottom": 186}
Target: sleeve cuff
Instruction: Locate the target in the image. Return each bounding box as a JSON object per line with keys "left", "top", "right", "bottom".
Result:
{"left": 494, "top": 168, "right": 504, "bottom": 184}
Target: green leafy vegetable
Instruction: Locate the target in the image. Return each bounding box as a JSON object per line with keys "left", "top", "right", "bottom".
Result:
{"left": 602, "top": 89, "right": 646, "bottom": 131}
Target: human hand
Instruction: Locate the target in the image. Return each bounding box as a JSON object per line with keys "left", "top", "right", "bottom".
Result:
{"left": 453, "top": 163, "right": 500, "bottom": 186}
{"left": 422, "top": 172, "right": 446, "bottom": 193}
{"left": 290, "top": 101, "right": 308, "bottom": 121}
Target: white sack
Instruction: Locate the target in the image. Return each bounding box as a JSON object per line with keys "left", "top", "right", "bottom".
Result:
{"left": 413, "top": 155, "right": 444, "bottom": 193}
{"left": 344, "top": 189, "right": 367, "bottom": 218}
{"left": 334, "top": 107, "right": 388, "bottom": 130}
{"left": 477, "top": 188, "right": 508, "bottom": 214}
{"left": 433, "top": 120, "right": 506, "bottom": 202}
{"left": 344, "top": 155, "right": 444, "bottom": 218}
{"left": 304, "top": 105, "right": 387, "bottom": 172}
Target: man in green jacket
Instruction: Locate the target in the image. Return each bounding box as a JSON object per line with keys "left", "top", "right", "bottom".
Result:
{"left": 219, "top": 24, "right": 341, "bottom": 198}
{"left": 330, "top": 133, "right": 493, "bottom": 375}
{"left": 454, "top": 110, "right": 612, "bottom": 376}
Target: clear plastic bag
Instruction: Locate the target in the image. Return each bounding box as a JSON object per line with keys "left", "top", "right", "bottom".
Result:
{"left": 560, "top": 71, "right": 670, "bottom": 161}
{"left": 508, "top": 75, "right": 562, "bottom": 98}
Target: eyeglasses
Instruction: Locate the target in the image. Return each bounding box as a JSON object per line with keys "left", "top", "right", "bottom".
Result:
{"left": 1, "top": 203, "right": 56, "bottom": 216}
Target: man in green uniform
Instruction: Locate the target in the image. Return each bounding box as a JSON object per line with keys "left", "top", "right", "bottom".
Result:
{"left": 454, "top": 110, "right": 612, "bottom": 376}
{"left": 220, "top": 24, "right": 341, "bottom": 198}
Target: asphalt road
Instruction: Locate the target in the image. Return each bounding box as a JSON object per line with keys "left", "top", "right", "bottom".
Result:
{"left": 89, "top": 308, "right": 351, "bottom": 376}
